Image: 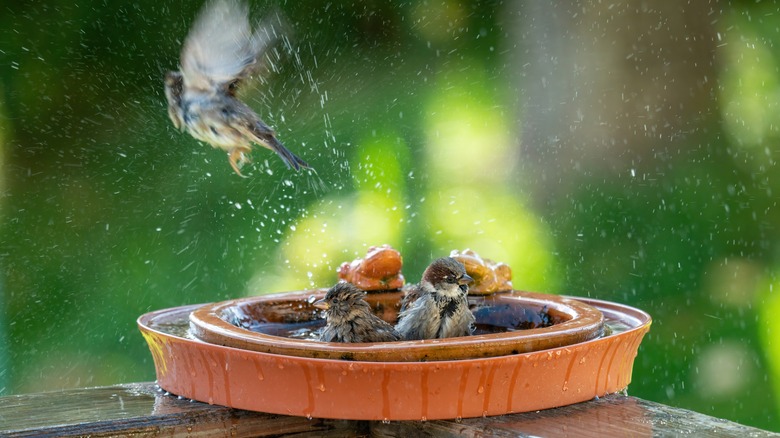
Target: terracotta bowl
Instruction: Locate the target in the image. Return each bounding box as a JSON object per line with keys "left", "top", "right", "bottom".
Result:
{"left": 138, "top": 293, "right": 651, "bottom": 420}
{"left": 188, "top": 290, "right": 605, "bottom": 362}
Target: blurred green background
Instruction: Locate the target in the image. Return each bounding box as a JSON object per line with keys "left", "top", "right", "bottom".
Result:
{"left": 1, "top": 0, "right": 779, "bottom": 431}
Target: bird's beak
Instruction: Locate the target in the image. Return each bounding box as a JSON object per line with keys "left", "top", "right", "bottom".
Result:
{"left": 459, "top": 274, "right": 474, "bottom": 285}
{"left": 313, "top": 299, "right": 329, "bottom": 310}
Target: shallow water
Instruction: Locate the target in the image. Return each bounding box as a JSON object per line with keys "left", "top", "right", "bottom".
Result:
{"left": 147, "top": 303, "right": 631, "bottom": 343}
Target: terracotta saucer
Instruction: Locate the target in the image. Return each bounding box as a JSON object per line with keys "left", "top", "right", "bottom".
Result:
{"left": 188, "top": 290, "right": 605, "bottom": 362}
{"left": 138, "top": 293, "right": 651, "bottom": 420}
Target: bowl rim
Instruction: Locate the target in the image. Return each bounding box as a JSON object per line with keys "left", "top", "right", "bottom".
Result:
{"left": 187, "top": 290, "right": 608, "bottom": 362}
{"left": 137, "top": 295, "right": 653, "bottom": 367}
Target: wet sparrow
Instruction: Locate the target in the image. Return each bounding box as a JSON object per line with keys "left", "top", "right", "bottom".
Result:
{"left": 314, "top": 282, "right": 401, "bottom": 343}
{"left": 165, "top": 0, "right": 310, "bottom": 176}
{"left": 396, "top": 257, "right": 475, "bottom": 340}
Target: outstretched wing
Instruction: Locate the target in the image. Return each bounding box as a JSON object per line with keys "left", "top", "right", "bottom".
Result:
{"left": 180, "top": 0, "right": 281, "bottom": 93}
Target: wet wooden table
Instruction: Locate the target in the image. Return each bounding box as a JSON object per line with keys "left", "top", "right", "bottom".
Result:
{"left": 0, "top": 382, "right": 774, "bottom": 437}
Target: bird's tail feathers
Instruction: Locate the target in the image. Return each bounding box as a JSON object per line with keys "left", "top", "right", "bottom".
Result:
{"left": 239, "top": 122, "right": 310, "bottom": 171}
{"left": 268, "top": 136, "right": 310, "bottom": 171}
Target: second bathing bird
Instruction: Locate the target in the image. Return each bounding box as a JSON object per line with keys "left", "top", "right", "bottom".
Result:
{"left": 396, "top": 257, "right": 475, "bottom": 340}
{"left": 164, "top": 0, "right": 310, "bottom": 176}
{"left": 314, "top": 282, "right": 401, "bottom": 343}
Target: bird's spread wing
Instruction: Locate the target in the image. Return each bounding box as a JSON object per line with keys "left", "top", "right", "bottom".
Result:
{"left": 180, "top": 0, "right": 281, "bottom": 92}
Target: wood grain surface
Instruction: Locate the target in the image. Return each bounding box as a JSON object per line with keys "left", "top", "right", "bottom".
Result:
{"left": 0, "top": 382, "right": 774, "bottom": 437}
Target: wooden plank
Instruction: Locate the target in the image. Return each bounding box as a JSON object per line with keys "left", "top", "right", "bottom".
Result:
{"left": 0, "top": 383, "right": 775, "bottom": 437}
{"left": 372, "top": 395, "right": 780, "bottom": 438}
{"left": 0, "top": 383, "right": 358, "bottom": 437}
{"left": 395, "top": 396, "right": 775, "bottom": 438}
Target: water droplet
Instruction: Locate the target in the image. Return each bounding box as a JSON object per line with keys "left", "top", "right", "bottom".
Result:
{"left": 382, "top": 419, "right": 390, "bottom": 424}
{"left": 421, "top": 416, "right": 427, "bottom": 422}
{"left": 455, "top": 416, "right": 462, "bottom": 423}
{"left": 593, "top": 395, "right": 600, "bottom": 401}
{"left": 306, "top": 414, "right": 313, "bottom": 420}
{"left": 477, "top": 386, "right": 484, "bottom": 394}
{"left": 318, "top": 384, "right": 326, "bottom": 392}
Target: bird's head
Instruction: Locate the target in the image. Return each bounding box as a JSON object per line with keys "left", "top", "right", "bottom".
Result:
{"left": 163, "top": 71, "right": 185, "bottom": 130}
{"left": 421, "top": 257, "right": 473, "bottom": 297}
{"left": 164, "top": 71, "right": 184, "bottom": 97}
{"left": 313, "top": 282, "right": 369, "bottom": 319}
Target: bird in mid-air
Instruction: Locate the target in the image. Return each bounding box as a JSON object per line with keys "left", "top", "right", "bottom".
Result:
{"left": 164, "top": 0, "right": 310, "bottom": 177}
{"left": 314, "top": 282, "right": 401, "bottom": 343}
{"left": 395, "top": 257, "right": 475, "bottom": 340}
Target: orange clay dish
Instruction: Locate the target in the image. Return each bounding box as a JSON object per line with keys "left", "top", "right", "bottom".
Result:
{"left": 138, "top": 293, "right": 650, "bottom": 420}
{"left": 138, "top": 248, "right": 651, "bottom": 420}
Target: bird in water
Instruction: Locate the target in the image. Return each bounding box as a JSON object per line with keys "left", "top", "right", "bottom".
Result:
{"left": 396, "top": 257, "right": 475, "bottom": 340}
{"left": 314, "top": 282, "right": 401, "bottom": 343}
{"left": 164, "top": 0, "right": 310, "bottom": 177}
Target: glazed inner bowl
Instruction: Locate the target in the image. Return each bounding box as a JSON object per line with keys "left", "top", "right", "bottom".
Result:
{"left": 189, "top": 290, "right": 605, "bottom": 362}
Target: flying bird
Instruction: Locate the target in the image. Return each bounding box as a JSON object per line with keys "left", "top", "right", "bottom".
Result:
{"left": 164, "top": 0, "right": 310, "bottom": 176}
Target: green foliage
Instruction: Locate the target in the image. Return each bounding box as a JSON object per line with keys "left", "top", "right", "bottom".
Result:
{"left": 0, "top": 0, "right": 778, "bottom": 432}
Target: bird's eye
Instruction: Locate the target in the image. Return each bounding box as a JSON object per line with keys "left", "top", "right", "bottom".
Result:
{"left": 332, "top": 298, "right": 339, "bottom": 304}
